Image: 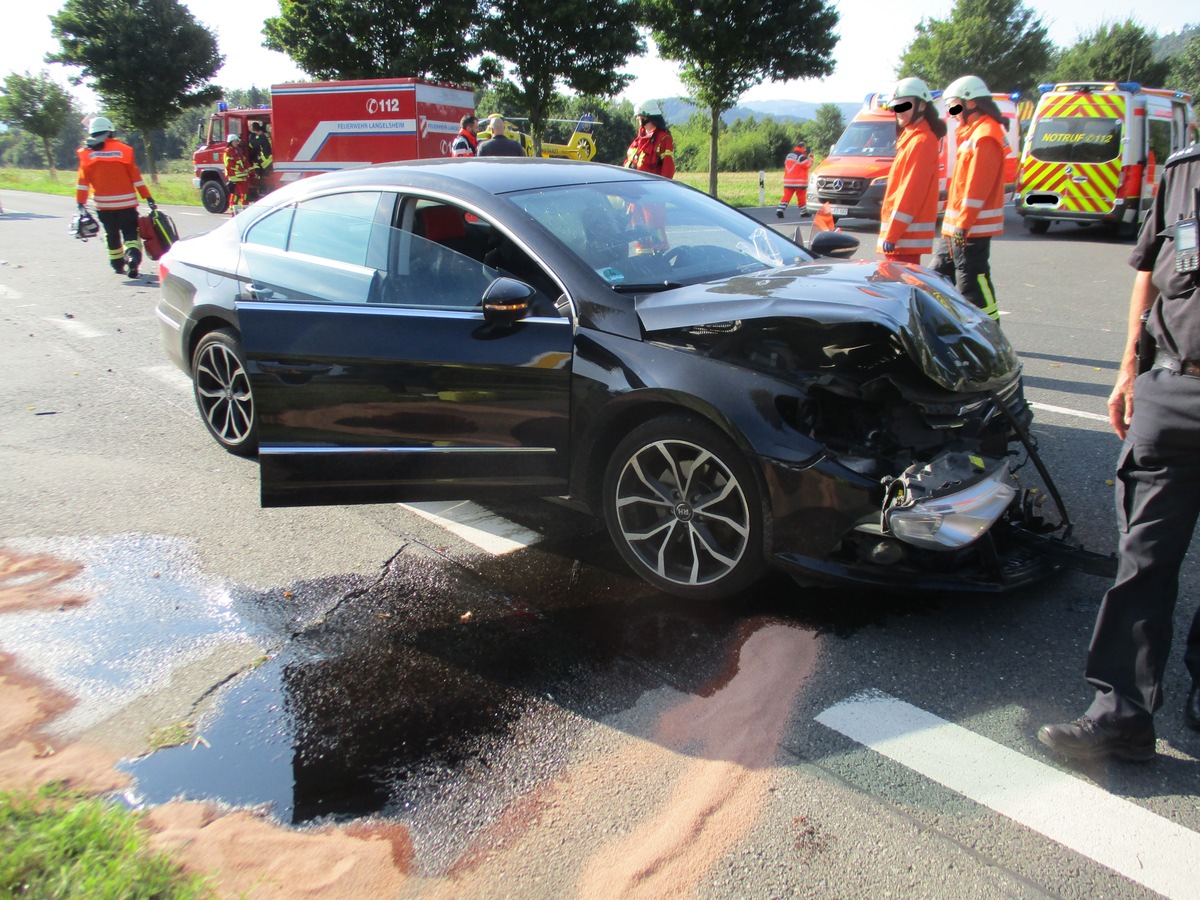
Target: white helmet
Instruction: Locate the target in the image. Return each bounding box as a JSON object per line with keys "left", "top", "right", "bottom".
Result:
{"left": 891, "top": 77, "right": 933, "bottom": 105}
{"left": 636, "top": 99, "right": 663, "bottom": 117}
{"left": 88, "top": 116, "right": 114, "bottom": 135}
{"left": 228, "top": 132, "right": 241, "bottom": 144}
{"left": 943, "top": 75, "right": 991, "bottom": 102}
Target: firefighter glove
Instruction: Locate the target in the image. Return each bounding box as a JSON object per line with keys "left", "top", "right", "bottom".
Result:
{"left": 882, "top": 241, "right": 896, "bottom": 254}
{"left": 951, "top": 227, "right": 967, "bottom": 247}
{"left": 77, "top": 203, "right": 86, "bottom": 212}
{"left": 147, "top": 197, "right": 156, "bottom": 210}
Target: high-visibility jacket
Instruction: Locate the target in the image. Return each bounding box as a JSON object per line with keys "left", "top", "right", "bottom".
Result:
{"left": 783, "top": 149, "right": 810, "bottom": 188}
{"left": 75, "top": 139, "right": 151, "bottom": 210}
{"left": 624, "top": 126, "right": 675, "bottom": 179}
{"left": 225, "top": 144, "right": 252, "bottom": 183}
{"left": 942, "top": 115, "right": 1006, "bottom": 238}
{"left": 878, "top": 119, "right": 939, "bottom": 254}
{"left": 450, "top": 128, "right": 478, "bottom": 157}
{"left": 247, "top": 131, "right": 273, "bottom": 170}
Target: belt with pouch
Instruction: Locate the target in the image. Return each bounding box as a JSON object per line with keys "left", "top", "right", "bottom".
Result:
{"left": 1153, "top": 349, "right": 1200, "bottom": 377}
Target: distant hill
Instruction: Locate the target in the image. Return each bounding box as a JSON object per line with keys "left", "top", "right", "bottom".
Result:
{"left": 660, "top": 97, "right": 863, "bottom": 127}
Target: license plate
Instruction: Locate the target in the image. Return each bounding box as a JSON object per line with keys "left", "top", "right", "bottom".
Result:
{"left": 830, "top": 206, "right": 849, "bottom": 216}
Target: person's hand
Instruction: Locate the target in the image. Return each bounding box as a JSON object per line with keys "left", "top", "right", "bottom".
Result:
{"left": 77, "top": 203, "right": 86, "bottom": 212}
{"left": 881, "top": 240, "right": 896, "bottom": 254}
{"left": 146, "top": 197, "right": 156, "bottom": 210}
{"left": 951, "top": 227, "right": 967, "bottom": 247}
{"left": 1107, "top": 364, "right": 1138, "bottom": 440}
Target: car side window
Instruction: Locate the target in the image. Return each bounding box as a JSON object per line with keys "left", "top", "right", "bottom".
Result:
{"left": 288, "top": 191, "right": 387, "bottom": 266}
{"left": 243, "top": 206, "right": 293, "bottom": 250}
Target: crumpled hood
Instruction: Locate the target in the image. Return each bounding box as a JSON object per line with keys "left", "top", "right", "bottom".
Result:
{"left": 634, "top": 259, "right": 1020, "bottom": 392}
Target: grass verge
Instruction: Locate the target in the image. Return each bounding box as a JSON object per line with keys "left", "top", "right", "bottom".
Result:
{"left": 0, "top": 783, "right": 211, "bottom": 899}
{"left": 1, "top": 166, "right": 786, "bottom": 208}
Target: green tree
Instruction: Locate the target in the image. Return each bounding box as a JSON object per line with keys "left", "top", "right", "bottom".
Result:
{"left": 800, "top": 103, "right": 845, "bottom": 161}
{"left": 642, "top": 0, "right": 839, "bottom": 196}
{"left": 480, "top": 0, "right": 642, "bottom": 154}
{"left": 1053, "top": 20, "right": 1171, "bottom": 85}
{"left": 1168, "top": 30, "right": 1200, "bottom": 101}
{"left": 0, "top": 71, "right": 74, "bottom": 177}
{"left": 897, "top": 0, "right": 1052, "bottom": 96}
{"left": 48, "top": 0, "right": 223, "bottom": 181}
{"left": 264, "top": 0, "right": 487, "bottom": 84}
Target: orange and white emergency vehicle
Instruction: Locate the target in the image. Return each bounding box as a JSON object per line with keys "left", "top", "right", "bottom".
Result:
{"left": 1016, "top": 81, "right": 1195, "bottom": 236}
{"left": 807, "top": 91, "right": 1020, "bottom": 222}
{"left": 192, "top": 78, "right": 475, "bottom": 214}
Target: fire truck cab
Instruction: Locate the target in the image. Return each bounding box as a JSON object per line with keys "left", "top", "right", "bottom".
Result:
{"left": 193, "top": 104, "right": 274, "bottom": 214}
{"left": 1016, "top": 81, "right": 1195, "bottom": 236}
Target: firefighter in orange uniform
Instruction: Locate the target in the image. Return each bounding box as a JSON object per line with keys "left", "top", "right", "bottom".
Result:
{"left": 931, "top": 75, "right": 1006, "bottom": 318}
{"left": 878, "top": 77, "right": 946, "bottom": 266}
{"left": 623, "top": 100, "right": 675, "bottom": 252}
{"left": 224, "top": 133, "right": 253, "bottom": 215}
{"left": 775, "top": 142, "right": 811, "bottom": 218}
{"left": 75, "top": 116, "right": 153, "bottom": 278}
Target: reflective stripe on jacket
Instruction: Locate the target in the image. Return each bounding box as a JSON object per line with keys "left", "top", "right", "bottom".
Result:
{"left": 450, "top": 129, "right": 478, "bottom": 157}
{"left": 624, "top": 127, "right": 675, "bottom": 179}
{"left": 942, "top": 116, "right": 1006, "bottom": 238}
{"left": 878, "top": 119, "right": 939, "bottom": 254}
{"left": 75, "top": 140, "right": 150, "bottom": 210}
{"left": 783, "top": 150, "right": 810, "bottom": 189}
{"left": 225, "top": 146, "right": 252, "bottom": 183}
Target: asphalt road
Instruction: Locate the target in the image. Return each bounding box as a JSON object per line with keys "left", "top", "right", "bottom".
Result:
{"left": 2, "top": 187, "right": 1197, "bottom": 898}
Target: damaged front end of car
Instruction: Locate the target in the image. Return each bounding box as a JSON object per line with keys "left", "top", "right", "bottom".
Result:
{"left": 637, "top": 260, "right": 1116, "bottom": 592}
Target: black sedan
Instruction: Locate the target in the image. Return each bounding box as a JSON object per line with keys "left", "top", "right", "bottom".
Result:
{"left": 156, "top": 158, "right": 1103, "bottom": 601}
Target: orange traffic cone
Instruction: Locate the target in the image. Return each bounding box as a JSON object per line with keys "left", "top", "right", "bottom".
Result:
{"left": 812, "top": 201, "right": 836, "bottom": 234}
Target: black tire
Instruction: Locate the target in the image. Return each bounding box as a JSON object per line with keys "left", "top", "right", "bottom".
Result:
{"left": 603, "top": 415, "right": 766, "bottom": 601}
{"left": 191, "top": 328, "right": 257, "bottom": 455}
{"left": 1026, "top": 219, "right": 1050, "bottom": 235}
{"left": 201, "top": 178, "right": 229, "bottom": 214}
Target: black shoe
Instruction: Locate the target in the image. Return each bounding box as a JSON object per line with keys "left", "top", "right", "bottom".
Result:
{"left": 1037, "top": 716, "right": 1156, "bottom": 763}
{"left": 127, "top": 266, "right": 139, "bottom": 278}
{"left": 1185, "top": 684, "right": 1200, "bottom": 732}
{"left": 111, "top": 262, "right": 125, "bottom": 275}
{"left": 775, "top": 209, "right": 784, "bottom": 219}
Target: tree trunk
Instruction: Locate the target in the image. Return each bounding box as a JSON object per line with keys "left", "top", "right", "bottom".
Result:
{"left": 708, "top": 108, "right": 720, "bottom": 197}
{"left": 144, "top": 132, "right": 160, "bottom": 184}
{"left": 41, "top": 136, "right": 57, "bottom": 180}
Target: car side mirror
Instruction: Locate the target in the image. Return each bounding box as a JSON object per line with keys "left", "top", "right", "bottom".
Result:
{"left": 482, "top": 276, "right": 536, "bottom": 327}
{"left": 809, "top": 230, "right": 860, "bottom": 259}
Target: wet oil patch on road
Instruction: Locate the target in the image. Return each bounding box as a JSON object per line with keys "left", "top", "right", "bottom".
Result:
{"left": 2, "top": 530, "right": 941, "bottom": 834}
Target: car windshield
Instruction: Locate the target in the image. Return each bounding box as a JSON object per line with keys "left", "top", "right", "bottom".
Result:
{"left": 1028, "top": 116, "right": 1122, "bottom": 164}
{"left": 831, "top": 121, "right": 898, "bottom": 158}
{"left": 506, "top": 180, "right": 811, "bottom": 290}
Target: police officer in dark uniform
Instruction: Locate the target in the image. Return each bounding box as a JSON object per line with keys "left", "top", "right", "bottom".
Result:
{"left": 1040, "top": 141, "right": 1200, "bottom": 762}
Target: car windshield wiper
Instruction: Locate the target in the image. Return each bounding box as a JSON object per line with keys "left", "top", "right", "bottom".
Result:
{"left": 611, "top": 281, "right": 686, "bottom": 293}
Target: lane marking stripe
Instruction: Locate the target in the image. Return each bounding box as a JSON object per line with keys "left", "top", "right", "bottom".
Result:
{"left": 401, "top": 500, "right": 540, "bottom": 555}
{"left": 1031, "top": 401, "right": 1109, "bottom": 423}
{"left": 44, "top": 316, "right": 104, "bottom": 339}
{"left": 816, "top": 692, "right": 1200, "bottom": 900}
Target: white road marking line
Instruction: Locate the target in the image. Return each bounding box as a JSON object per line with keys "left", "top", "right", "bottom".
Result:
{"left": 1031, "top": 401, "right": 1109, "bottom": 423}
{"left": 141, "top": 365, "right": 193, "bottom": 393}
{"left": 43, "top": 316, "right": 104, "bottom": 339}
{"left": 816, "top": 692, "right": 1200, "bottom": 900}
{"left": 0, "top": 284, "right": 24, "bottom": 300}
{"left": 401, "top": 500, "right": 540, "bottom": 555}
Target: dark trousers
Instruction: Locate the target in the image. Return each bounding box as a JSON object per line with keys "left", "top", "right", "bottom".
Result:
{"left": 97, "top": 207, "right": 140, "bottom": 269}
{"left": 931, "top": 236, "right": 998, "bottom": 318}
{"left": 1085, "top": 367, "right": 1200, "bottom": 725}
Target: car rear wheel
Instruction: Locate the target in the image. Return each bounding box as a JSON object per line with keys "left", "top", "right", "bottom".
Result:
{"left": 1026, "top": 219, "right": 1050, "bottom": 235}
{"left": 603, "top": 415, "right": 765, "bottom": 601}
{"left": 191, "top": 328, "right": 257, "bottom": 455}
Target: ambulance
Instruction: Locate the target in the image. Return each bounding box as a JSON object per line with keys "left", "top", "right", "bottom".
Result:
{"left": 806, "top": 91, "right": 1021, "bottom": 222}
{"left": 192, "top": 78, "right": 475, "bottom": 214}
{"left": 1016, "top": 81, "right": 1195, "bottom": 236}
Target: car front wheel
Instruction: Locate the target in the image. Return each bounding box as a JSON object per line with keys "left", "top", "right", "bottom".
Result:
{"left": 191, "top": 328, "right": 257, "bottom": 455}
{"left": 603, "top": 415, "right": 766, "bottom": 601}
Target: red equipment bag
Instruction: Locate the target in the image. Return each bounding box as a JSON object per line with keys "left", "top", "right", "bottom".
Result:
{"left": 138, "top": 208, "right": 178, "bottom": 260}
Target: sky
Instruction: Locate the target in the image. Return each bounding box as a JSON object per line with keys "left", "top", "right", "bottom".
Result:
{"left": 4, "top": 0, "right": 1197, "bottom": 114}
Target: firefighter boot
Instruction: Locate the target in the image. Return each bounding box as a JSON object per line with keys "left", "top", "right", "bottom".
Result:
{"left": 124, "top": 244, "right": 142, "bottom": 279}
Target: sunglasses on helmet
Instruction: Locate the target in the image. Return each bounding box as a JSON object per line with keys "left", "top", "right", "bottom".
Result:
{"left": 890, "top": 101, "right": 914, "bottom": 114}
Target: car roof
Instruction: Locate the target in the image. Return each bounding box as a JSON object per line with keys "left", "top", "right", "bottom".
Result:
{"left": 300, "top": 158, "right": 655, "bottom": 197}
